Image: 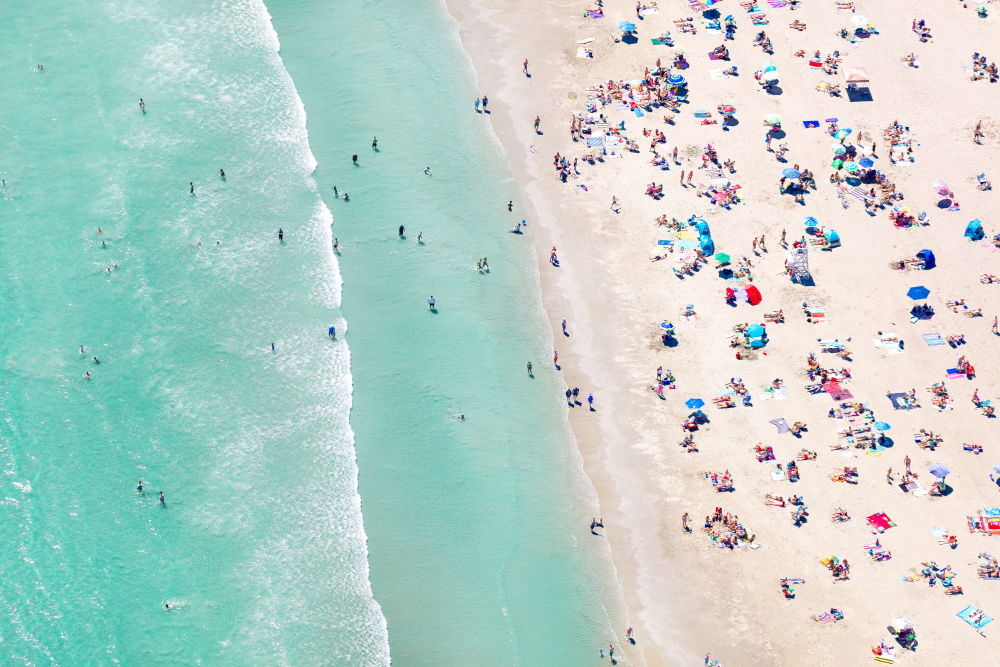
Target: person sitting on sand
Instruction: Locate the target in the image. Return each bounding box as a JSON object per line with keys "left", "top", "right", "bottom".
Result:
{"left": 712, "top": 44, "right": 729, "bottom": 59}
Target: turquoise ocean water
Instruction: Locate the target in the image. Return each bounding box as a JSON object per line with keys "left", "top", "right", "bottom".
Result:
{"left": 2, "top": 0, "right": 622, "bottom": 663}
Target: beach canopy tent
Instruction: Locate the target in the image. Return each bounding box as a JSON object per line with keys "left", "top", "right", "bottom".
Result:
{"left": 844, "top": 67, "right": 870, "bottom": 85}
{"left": 824, "top": 228, "right": 841, "bottom": 246}
{"left": 692, "top": 218, "right": 711, "bottom": 235}
{"left": 700, "top": 235, "right": 715, "bottom": 255}
{"left": 745, "top": 284, "right": 762, "bottom": 305}
{"left": 965, "top": 219, "right": 985, "bottom": 240}
{"left": 916, "top": 249, "right": 935, "bottom": 269}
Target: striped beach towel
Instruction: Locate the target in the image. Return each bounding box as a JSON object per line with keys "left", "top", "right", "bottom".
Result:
{"left": 922, "top": 332, "right": 945, "bottom": 346}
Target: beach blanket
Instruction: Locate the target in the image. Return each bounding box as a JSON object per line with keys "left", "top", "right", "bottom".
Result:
{"left": 708, "top": 68, "right": 726, "bottom": 80}
{"left": 846, "top": 187, "right": 876, "bottom": 202}
{"left": 769, "top": 418, "right": 790, "bottom": 433}
{"left": 803, "top": 120, "right": 820, "bottom": 128}
{"left": 946, "top": 368, "right": 965, "bottom": 379}
{"left": 576, "top": 47, "right": 593, "bottom": 59}
{"left": 640, "top": 7, "right": 658, "bottom": 15}
{"left": 957, "top": 605, "right": 993, "bottom": 629}
{"left": 867, "top": 513, "right": 896, "bottom": 530}
{"left": 923, "top": 332, "right": 946, "bottom": 346}
{"left": 651, "top": 37, "right": 670, "bottom": 45}
{"left": 585, "top": 136, "right": 605, "bottom": 147}
{"left": 585, "top": 9, "right": 604, "bottom": 18}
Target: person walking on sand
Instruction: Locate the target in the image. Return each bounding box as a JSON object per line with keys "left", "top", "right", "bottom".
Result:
{"left": 523, "top": 58, "right": 529, "bottom": 75}
{"left": 553, "top": 350, "right": 559, "bottom": 367}
{"left": 687, "top": 170, "right": 693, "bottom": 185}
{"left": 588, "top": 393, "right": 594, "bottom": 409}
{"left": 682, "top": 512, "right": 691, "bottom": 532}
{"left": 780, "top": 228, "right": 787, "bottom": 247}
{"left": 507, "top": 200, "right": 513, "bottom": 212}
{"left": 680, "top": 170, "right": 685, "bottom": 187}
{"left": 904, "top": 454, "right": 912, "bottom": 474}
{"left": 482, "top": 95, "right": 488, "bottom": 111}
{"left": 759, "top": 234, "right": 766, "bottom": 250}
{"left": 534, "top": 116, "right": 541, "bottom": 133}
{"left": 562, "top": 318, "right": 568, "bottom": 335}
{"left": 610, "top": 195, "right": 620, "bottom": 212}
{"left": 993, "top": 315, "right": 998, "bottom": 333}
{"left": 672, "top": 146, "right": 679, "bottom": 164}
{"left": 974, "top": 121, "right": 984, "bottom": 144}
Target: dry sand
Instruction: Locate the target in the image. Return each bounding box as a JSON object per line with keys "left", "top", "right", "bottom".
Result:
{"left": 447, "top": 0, "right": 1000, "bottom": 663}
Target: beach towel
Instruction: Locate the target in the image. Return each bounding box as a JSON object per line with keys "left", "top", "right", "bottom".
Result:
{"left": 651, "top": 38, "right": 669, "bottom": 45}
{"left": 771, "top": 470, "right": 786, "bottom": 481}
{"left": 640, "top": 7, "right": 658, "bottom": 15}
{"left": 867, "top": 513, "right": 896, "bottom": 530}
{"left": 769, "top": 418, "right": 790, "bottom": 433}
{"left": 923, "top": 333, "right": 946, "bottom": 346}
{"left": 803, "top": 120, "right": 820, "bottom": 128}
{"left": 634, "top": 108, "right": 645, "bottom": 117}
{"left": 957, "top": 605, "right": 993, "bottom": 629}
{"left": 873, "top": 656, "right": 894, "bottom": 665}
{"left": 657, "top": 240, "right": 673, "bottom": 246}
{"left": 576, "top": 47, "right": 593, "bottom": 59}
{"left": 946, "top": 368, "right": 965, "bottom": 379}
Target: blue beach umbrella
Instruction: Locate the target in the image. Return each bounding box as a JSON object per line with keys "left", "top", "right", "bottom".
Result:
{"left": 619, "top": 21, "right": 637, "bottom": 31}
{"left": 762, "top": 61, "right": 777, "bottom": 72}
{"left": 859, "top": 157, "right": 874, "bottom": 168}
{"left": 835, "top": 128, "right": 853, "bottom": 140}
{"left": 874, "top": 421, "right": 891, "bottom": 431}
{"left": 782, "top": 168, "right": 801, "bottom": 178}
{"left": 803, "top": 216, "right": 818, "bottom": 226}
{"left": 906, "top": 285, "right": 930, "bottom": 300}
{"left": 747, "top": 323, "right": 766, "bottom": 338}
{"left": 685, "top": 398, "right": 705, "bottom": 409}
{"left": 667, "top": 73, "right": 686, "bottom": 86}
{"left": 660, "top": 320, "right": 675, "bottom": 331}
{"left": 929, "top": 463, "right": 950, "bottom": 479}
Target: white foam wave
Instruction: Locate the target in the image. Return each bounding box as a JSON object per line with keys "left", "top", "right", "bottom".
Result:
{"left": 253, "top": 1, "right": 390, "bottom": 662}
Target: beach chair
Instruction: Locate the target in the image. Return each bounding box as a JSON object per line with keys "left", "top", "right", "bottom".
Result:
{"left": 978, "top": 173, "right": 992, "bottom": 190}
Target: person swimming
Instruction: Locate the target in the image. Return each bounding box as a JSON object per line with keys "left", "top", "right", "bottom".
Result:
{"left": 84, "top": 371, "right": 91, "bottom": 379}
{"left": 92, "top": 356, "right": 99, "bottom": 364}
{"left": 219, "top": 168, "right": 225, "bottom": 180}
{"left": 159, "top": 491, "right": 165, "bottom": 506}
{"left": 417, "top": 232, "right": 423, "bottom": 243}
{"left": 398, "top": 224, "right": 404, "bottom": 237}
{"left": 137, "top": 479, "right": 144, "bottom": 493}
{"left": 424, "top": 166, "right": 431, "bottom": 175}
{"left": 352, "top": 153, "right": 358, "bottom": 164}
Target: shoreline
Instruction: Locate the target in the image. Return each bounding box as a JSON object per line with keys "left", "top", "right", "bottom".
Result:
{"left": 444, "top": 0, "right": 667, "bottom": 662}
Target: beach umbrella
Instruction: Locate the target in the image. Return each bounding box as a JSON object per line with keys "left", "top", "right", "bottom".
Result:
{"left": 782, "top": 168, "right": 801, "bottom": 178}
{"left": 859, "top": 157, "right": 874, "bottom": 168}
{"left": 991, "top": 464, "right": 1000, "bottom": 484}
{"left": 667, "top": 73, "right": 686, "bottom": 85}
{"left": 711, "top": 177, "right": 731, "bottom": 188}
{"left": 762, "top": 71, "right": 779, "bottom": 83}
{"left": 831, "top": 143, "right": 847, "bottom": 155}
{"left": 762, "top": 61, "right": 777, "bottom": 72}
{"left": 929, "top": 463, "right": 950, "bottom": 479}
{"left": 764, "top": 113, "right": 782, "bottom": 125}
{"left": 719, "top": 104, "right": 736, "bottom": 115}
{"left": 660, "top": 320, "right": 675, "bottom": 331}
{"left": 685, "top": 398, "right": 705, "bottom": 409}
{"left": 619, "top": 21, "right": 637, "bottom": 31}
{"left": 843, "top": 161, "right": 859, "bottom": 172}
{"left": 906, "top": 285, "right": 930, "bottom": 300}
{"left": 714, "top": 252, "right": 731, "bottom": 262}
{"left": 747, "top": 323, "right": 765, "bottom": 338}
{"left": 874, "top": 421, "right": 891, "bottom": 431}
{"left": 834, "top": 128, "right": 853, "bottom": 140}
{"left": 824, "top": 228, "right": 840, "bottom": 244}
{"left": 933, "top": 180, "right": 951, "bottom": 196}
{"left": 852, "top": 15, "right": 870, "bottom": 26}
{"left": 803, "top": 216, "right": 819, "bottom": 226}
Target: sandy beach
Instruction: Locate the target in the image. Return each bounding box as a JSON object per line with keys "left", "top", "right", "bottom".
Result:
{"left": 448, "top": 0, "right": 1000, "bottom": 663}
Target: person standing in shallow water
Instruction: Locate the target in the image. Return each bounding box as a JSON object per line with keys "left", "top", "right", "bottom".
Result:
{"left": 278, "top": 228, "right": 283, "bottom": 242}
{"left": 189, "top": 182, "right": 194, "bottom": 195}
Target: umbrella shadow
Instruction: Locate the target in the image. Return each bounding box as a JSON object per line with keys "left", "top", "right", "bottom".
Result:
{"left": 765, "top": 85, "right": 784, "bottom": 96}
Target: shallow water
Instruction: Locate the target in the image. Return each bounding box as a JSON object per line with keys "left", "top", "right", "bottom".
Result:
{"left": 1, "top": 0, "right": 623, "bottom": 663}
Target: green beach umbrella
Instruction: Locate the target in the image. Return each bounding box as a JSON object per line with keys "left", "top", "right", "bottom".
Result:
{"left": 764, "top": 113, "right": 782, "bottom": 125}
{"left": 831, "top": 143, "right": 847, "bottom": 155}
{"left": 714, "top": 252, "right": 731, "bottom": 262}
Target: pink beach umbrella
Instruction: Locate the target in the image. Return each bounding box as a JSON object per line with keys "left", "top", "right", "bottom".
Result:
{"left": 933, "top": 181, "right": 951, "bottom": 196}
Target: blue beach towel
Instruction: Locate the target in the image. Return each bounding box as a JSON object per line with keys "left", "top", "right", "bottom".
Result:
{"left": 957, "top": 605, "right": 993, "bottom": 629}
